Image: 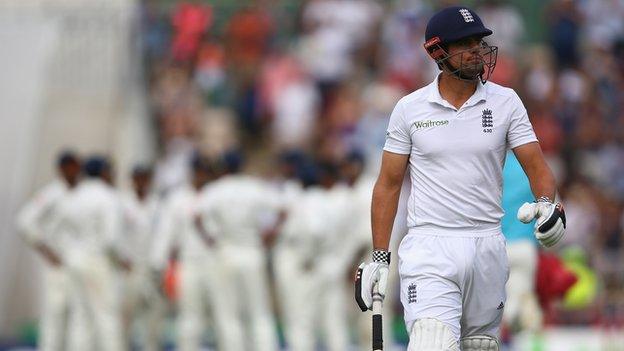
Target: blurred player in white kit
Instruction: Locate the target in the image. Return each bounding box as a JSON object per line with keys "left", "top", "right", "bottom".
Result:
{"left": 273, "top": 157, "right": 345, "bottom": 351}
{"left": 196, "top": 151, "right": 283, "bottom": 351}
{"left": 312, "top": 161, "right": 354, "bottom": 351}
{"left": 152, "top": 154, "right": 243, "bottom": 351}
{"left": 343, "top": 150, "right": 410, "bottom": 351}
{"left": 16, "top": 151, "right": 81, "bottom": 351}
{"left": 500, "top": 152, "right": 543, "bottom": 337}
{"left": 119, "top": 165, "right": 166, "bottom": 351}
{"left": 52, "top": 156, "right": 126, "bottom": 351}
{"left": 355, "top": 6, "right": 566, "bottom": 350}
{"left": 340, "top": 151, "right": 388, "bottom": 348}
{"left": 272, "top": 152, "right": 317, "bottom": 351}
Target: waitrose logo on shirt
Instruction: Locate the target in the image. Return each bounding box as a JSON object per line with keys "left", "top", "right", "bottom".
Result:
{"left": 413, "top": 119, "right": 449, "bottom": 130}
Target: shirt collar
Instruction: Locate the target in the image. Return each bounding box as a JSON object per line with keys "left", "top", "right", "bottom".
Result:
{"left": 426, "top": 74, "right": 487, "bottom": 109}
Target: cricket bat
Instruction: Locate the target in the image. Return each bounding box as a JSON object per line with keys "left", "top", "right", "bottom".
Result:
{"left": 372, "top": 283, "right": 383, "bottom": 351}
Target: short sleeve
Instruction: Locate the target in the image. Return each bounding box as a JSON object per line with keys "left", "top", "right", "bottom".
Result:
{"left": 507, "top": 93, "right": 538, "bottom": 149}
{"left": 383, "top": 99, "right": 412, "bottom": 154}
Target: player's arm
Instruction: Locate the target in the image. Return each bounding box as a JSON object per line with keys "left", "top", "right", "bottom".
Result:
{"left": 194, "top": 189, "right": 218, "bottom": 248}
{"left": 371, "top": 151, "right": 410, "bottom": 250}
{"left": 513, "top": 142, "right": 566, "bottom": 247}
{"left": 16, "top": 190, "right": 63, "bottom": 266}
{"left": 150, "top": 198, "right": 176, "bottom": 270}
{"left": 512, "top": 142, "right": 556, "bottom": 200}
{"left": 355, "top": 151, "right": 408, "bottom": 311}
{"left": 105, "top": 197, "right": 132, "bottom": 271}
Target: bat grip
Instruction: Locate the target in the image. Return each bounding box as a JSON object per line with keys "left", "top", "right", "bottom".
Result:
{"left": 372, "top": 284, "right": 383, "bottom": 351}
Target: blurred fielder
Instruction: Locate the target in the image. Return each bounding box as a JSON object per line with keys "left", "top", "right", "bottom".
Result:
{"left": 355, "top": 6, "right": 566, "bottom": 351}
{"left": 196, "top": 151, "right": 283, "bottom": 351}
{"left": 340, "top": 151, "right": 377, "bottom": 346}
{"left": 119, "top": 166, "right": 166, "bottom": 351}
{"left": 16, "top": 151, "right": 81, "bottom": 351}
{"left": 501, "top": 152, "right": 543, "bottom": 335}
{"left": 272, "top": 153, "right": 318, "bottom": 351}
{"left": 52, "top": 156, "right": 125, "bottom": 351}
{"left": 313, "top": 161, "right": 352, "bottom": 351}
{"left": 152, "top": 154, "right": 243, "bottom": 351}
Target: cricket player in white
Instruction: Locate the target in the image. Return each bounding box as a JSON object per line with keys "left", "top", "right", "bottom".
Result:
{"left": 16, "top": 152, "right": 81, "bottom": 351}
{"left": 340, "top": 151, "right": 389, "bottom": 348}
{"left": 355, "top": 6, "right": 566, "bottom": 351}
{"left": 152, "top": 155, "right": 243, "bottom": 351}
{"left": 274, "top": 172, "right": 320, "bottom": 351}
{"left": 313, "top": 162, "right": 353, "bottom": 351}
{"left": 500, "top": 152, "right": 542, "bottom": 336}
{"left": 196, "top": 152, "right": 282, "bottom": 351}
{"left": 52, "top": 156, "right": 125, "bottom": 351}
{"left": 118, "top": 166, "right": 166, "bottom": 351}
{"left": 271, "top": 153, "right": 319, "bottom": 351}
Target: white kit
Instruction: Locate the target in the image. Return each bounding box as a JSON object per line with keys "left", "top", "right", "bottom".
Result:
{"left": 197, "top": 175, "right": 281, "bottom": 351}
{"left": 385, "top": 76, "right": 537, "bottom": 344}
{"left": 153, "top": 184, "right": 243, "bottom": 351}
{"left": 118, "top": 191, "right": 166, "bottom": 351}
{"left": 17, "top": 180, "right": 72, "bottom": 351}
{"left": 51, "top": 179, "right": 125, "bottom": 351}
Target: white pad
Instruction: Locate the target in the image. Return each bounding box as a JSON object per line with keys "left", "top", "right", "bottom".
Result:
{"left": 460, "top": 335, "right": 499, "bottom": 351}
{"left": 407, "top": 318, "right": 459, "bottom": 351}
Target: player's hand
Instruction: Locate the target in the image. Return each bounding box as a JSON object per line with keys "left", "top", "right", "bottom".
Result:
{"left": 118, "top": 258, "right": 133, "bottom": 272}
{"left": 517, "top": 198, "right": 566, "bottom": 248}
{"left": 36, "top": 243, "right": 62, "bottom": 267}
{"left": 355, "top": 250, "right": 390, "bottom": 311}
{"left": 43, "top": 250, "right": 62, "bottom": 267}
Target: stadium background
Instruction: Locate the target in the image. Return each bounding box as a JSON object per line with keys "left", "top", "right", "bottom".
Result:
{"left": 1, "top": 0, "right": 623, "bottom": 349}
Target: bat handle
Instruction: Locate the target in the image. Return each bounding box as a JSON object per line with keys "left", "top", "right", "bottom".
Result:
{"left": 372, "top": 284, "right": 383, "bottom": 351}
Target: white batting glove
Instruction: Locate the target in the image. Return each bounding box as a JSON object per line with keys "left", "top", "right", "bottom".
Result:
{"left": 355, "top": 250, "right": 390, "bottom": 311}
{"left": 517, "top": 197, "right": 566, "bottom": 248}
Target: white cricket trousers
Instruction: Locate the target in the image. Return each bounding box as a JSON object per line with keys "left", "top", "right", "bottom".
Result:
{"left": 274, "top": 247, "right": 316, "bottom": 351}
{"left": 503, "top": 240, "right": 541, "bottom": 331}
{"left": 316, "top": 258, "right": 349, "bottom": 351}
{"left": 399, "top": 231, "right": 509, "bottom": 343}
{"left": 178, "top": 255, "right": 243, "bottom": 351}
{"left": 121, "top": 268, "right": 167, "bottom": 351}
{"left": 67, "top": 255, "right": 124, "bottom": 351}
{"left": 39, "top": 266, "right": 71, "bottom": 351}
{"left": 220, "top": 244, "right": 278, "bottom": 351}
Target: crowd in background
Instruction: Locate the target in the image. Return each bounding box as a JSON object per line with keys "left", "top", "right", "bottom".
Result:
{"left": 139, "top": 0, "right": 624, "bottom": 329}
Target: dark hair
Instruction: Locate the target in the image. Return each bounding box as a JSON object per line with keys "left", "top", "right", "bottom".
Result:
{"left": 132, "top": 164, "right": 153, "bottom": 178}
{"left": 221, "top": 150, "right": 243, "bottom": 174}
{"left": 83, "top": 156, "right": 110, "bottom": 178}
{"left": 190, "top": 152, "right": 212, "bottom": 173}
{"left": 57, "top": 150, "right": 79, "bottom": 168}
{"left": 345, "top": 149, "right": 366, "bottom": 167}
{"left": 297, "top": 163, "right": 318, "bottom": 187}
{"left": 317, "top": 160, "right": 339, "bottom": 179}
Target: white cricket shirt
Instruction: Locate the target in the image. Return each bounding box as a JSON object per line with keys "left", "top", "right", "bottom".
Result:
{"left": 384, "top": 75, "right": 537, "bottom": 236}
{"left": 17, "top": 179, "right": 68, "bottom": 246}
{"left": 150, "top": 185, "right": 207, "bottom": 268}
{"left": 53, "top": 179, "right": 122, "bottom": 265}
{"left": 119, "top": 191, "right": 160, "bottom": 267}
{"left": 197, "top": 175, "right": 283, "bottom": 248}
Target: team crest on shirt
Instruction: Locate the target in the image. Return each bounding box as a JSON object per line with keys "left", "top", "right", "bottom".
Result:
{"left": 481, "top": 108, "right": 493, "bottom": 133}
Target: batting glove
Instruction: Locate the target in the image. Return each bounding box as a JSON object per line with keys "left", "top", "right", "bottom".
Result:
{"left": 517, "top": 197, "right": 566, "bottom": 248}
{"left": 355, "top": 250, "right": 390, "bottom": 311}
